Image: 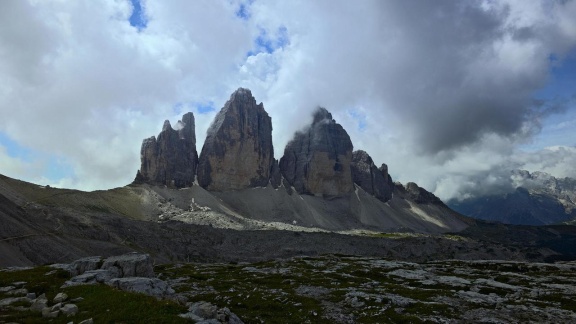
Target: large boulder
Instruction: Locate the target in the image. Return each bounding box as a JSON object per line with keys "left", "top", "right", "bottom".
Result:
{"left": 67, "top": 256, "right": 102, "bottom": 277}
{"left": 135, "top": 112, "right": 198, "bottom": 188}
{"left": 351, "top": 150, "right": 393, "bottom": 202}
{"left": 197, "top": 88, "right": 274, "bottom": 191}
{"left": 279, "top": 108, "right": 354, "bottom": 198}
{"left": 61, "top": 253, "right": 155, "bottom": 288}
{"left": 180, "top": 301, "right": 244, "bottom": 323}
{"left": 101, "top": 253, "right": 155, "bottom": 278}
{"left": 59, "top": 253, "right": 175, "bottom": 300}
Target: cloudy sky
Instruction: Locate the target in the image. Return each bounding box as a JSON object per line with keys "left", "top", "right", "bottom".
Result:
{"left": 1, "top": 0, "right": 575, "bottom": 201}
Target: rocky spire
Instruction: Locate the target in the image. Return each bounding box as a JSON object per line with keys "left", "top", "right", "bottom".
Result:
{"left": 197, "top": 88, "right": 274, "bottom": 191}
{"left": 134, "top": 112, "right": 198, "bottom": 188}
{"left": 350, "top": 150, "right": 393, "bottom": 202}
{"left": 279, "top": 107, "right": 354, "bottom": 198}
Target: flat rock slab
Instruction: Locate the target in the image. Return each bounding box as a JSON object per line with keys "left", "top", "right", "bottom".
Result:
{"left": 101, "top": 253, "right": 155, "bottom": 278}
{"left": 107, "top": 277, "right": 174, "bottom": 299}
{"left": 0, "top": 297, "right": 31, "bottom": 307}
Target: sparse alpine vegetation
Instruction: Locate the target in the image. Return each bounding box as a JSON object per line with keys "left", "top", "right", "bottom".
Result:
{"left": 2, "top": 254, "right": 576, "bottom": 323}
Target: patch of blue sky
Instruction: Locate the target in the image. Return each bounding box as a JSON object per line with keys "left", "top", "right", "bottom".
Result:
{"left": 0, "top": 131, "right": 75, "bottom": 182}
{"left": 347, "top": 109, "right": 368, "bottom": 131}
{"left": 44, "top": 157, "right": 75, "bottom": 183}
{"left": 247, "top": 26, "right": 289, "bottom": 57}
{"left": 172, "top": 102, "right": 185, "bottom": 115}
{"left": 235, "top": 0, "right": 254, "bottom": 20}
{"left": 129, "top": 0, "right": 147, "bottom": 31}
{"left": 172, "top": 102, "right": 215, "bottom": 115}
{"left": 197, "top": 102, "right": 216, "bottom": 114}
{"left": 522, "top": 51, "right": 576, "bottom": 151}
{"left": 520, "top": 115, "right": 576, "bottom": 151}
{"left": 0, "top": 132, "right": 33, "bottom": 162}
{"left": 535, "top": 49, "right": 576, "bottom": 101}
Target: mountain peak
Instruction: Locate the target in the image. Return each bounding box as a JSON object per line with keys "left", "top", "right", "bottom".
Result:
{"left": 232, "top": 87, "right": 252, "bottom": 96}
{"left": 280, "top": 107, "right": 354, "bottom": 198}
{"left": 351, "top": 150, "right": 393, "bottom": 202}
{"left": 229, "top": 87, "right": 255, "bottom": 103}
{"left": 177, "top": 112, "right": 196, "bottom": 142}
{"left": 162, "top": 120, "right": 172, "bottom": 132}
{"left": 197, "top": 88, "right": 274, "bottom": 191}
{"left": 135, "top": 112, "right": 198, "bottom": 188}
{"left": 312, "top": 107, "right": 333, "bottom": 124}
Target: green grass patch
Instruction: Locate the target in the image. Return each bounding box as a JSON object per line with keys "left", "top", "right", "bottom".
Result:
{"left": 0, "top": 266, "right": 187, "bottom": 324}
{"left": 0, "top": 266, "right": 69, "bottom": 301}
{"left": 63, "top": 284, "right": 188, "bottom": 323}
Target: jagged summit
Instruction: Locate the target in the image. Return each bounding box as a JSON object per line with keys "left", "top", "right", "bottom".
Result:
{"left": 197, "top": 87, "right": 274, "bottom": 191}
{"left": 177, "top": 112, "right": 196, "bottom": 142}
{"left": 134, "top": 112, "right": 198, "bottom": 188}
{"left": 312, "top": 107, "right": 333, "bottom": 124}
{"left": 279, "top": 107, "right": 354, "bottom": 198}
{"left": 231, "top": 87, "right": 252, "bottom": 97}
{"left": 351, "top": 150, "right": 394, "bottom": 202}
{"left": 162, "top": 120, "right": 172, "bottom": 132}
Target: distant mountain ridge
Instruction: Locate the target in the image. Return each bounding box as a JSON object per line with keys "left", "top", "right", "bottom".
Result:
{"left": 449, "top": 170, "right": 576, "bottom": 225}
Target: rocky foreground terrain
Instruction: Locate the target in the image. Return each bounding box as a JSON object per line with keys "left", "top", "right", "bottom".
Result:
{"left": 1, "top": 253, "right": 575, "bottom": 323}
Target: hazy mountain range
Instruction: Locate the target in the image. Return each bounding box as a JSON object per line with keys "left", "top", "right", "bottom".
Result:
{"left": 449, "top": 170, "right": 576, "bottom": 226}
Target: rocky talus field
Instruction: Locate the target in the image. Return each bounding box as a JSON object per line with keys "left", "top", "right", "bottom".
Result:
{"left": 1, "top": 253, "right": 575, "bottom": 323}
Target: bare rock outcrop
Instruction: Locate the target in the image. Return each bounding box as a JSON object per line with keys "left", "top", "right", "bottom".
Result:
{"left": 279, "top": 108, "right": 354, "bottom": 198}
{"left": 57, "top": 253, "right": 174, "bottom": 300}
{"left": 135, "top": 112, "right": 198, "bottom": 188}
{"left": 180, "top": 301, "right": 244, "bottom": 323}
{"left": 395, "top": 182, "right": 444, "bottom": 205}
{"left": 197, "top": 88, "right": 274, "bottom": 191}
{"left": 351, "top": 150, "right": 393, "bottom": 202}
{"left": 101, "top": 253, "right": 155, "bottom": 278}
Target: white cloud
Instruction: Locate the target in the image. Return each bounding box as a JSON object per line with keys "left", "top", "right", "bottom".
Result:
{"left": 0, "top": 0, "right": 575, "bottom": 201}
{"left": 0, "top": 145, "right": 34, "bottom": 180}
{"left": 0, "top": 0, "right": 253, "bottom": 190}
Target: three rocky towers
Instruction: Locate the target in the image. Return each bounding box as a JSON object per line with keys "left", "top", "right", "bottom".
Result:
{"left": 135, "top": 88, "right": 394, "bottom": 202}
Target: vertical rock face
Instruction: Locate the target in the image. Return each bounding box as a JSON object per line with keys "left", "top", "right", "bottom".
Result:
{"left": 197, "top": 88, "right": 274, "bottom": 191}
{"left": 351, "top": 150, "right": 393, "bottom": 202}
{"left": 136, "top": 112, "right": 198, "bottom": 188}
{"left": 270, "top": 159, "right": 282, "bottom": 189}
{"left": 279, "top": 108, "right": 354, "bottom": 198}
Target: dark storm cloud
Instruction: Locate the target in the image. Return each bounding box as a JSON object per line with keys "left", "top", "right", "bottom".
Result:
{"left": 367, "top": 1, "right": 548, "bottom": 154}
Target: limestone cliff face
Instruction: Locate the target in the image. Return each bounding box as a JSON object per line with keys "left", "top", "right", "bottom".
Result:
{"left": 279, "top": 108, "right": 354, "bottom": 198}
{"left": 351, "top": 150, "right": 393, "bottom": 202}
{"left": 136, "top": 112, "right": 198, "bottom": 188}
{"left": 197, "top": 88, "right": 274, "bottom": 191}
